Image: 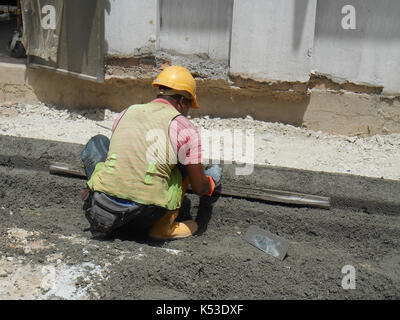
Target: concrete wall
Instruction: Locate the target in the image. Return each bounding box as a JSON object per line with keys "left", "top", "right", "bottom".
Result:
{"left": 312, "top": 0, "right": 400, "bottom": 95}
{"left": 3, "top": 61, "right": 399, "bottom": 136}
{"left": 2, "top": 1, "right": 400, "bottom": 137}
{"left": 104, "top": 0, "right": 400, "bottom": 95}
{"left": 158, "top": 0, "right": 233, "bottom": 61}
{"left": 104, "top": 0, "right": 157, "bottom": 56}
{"left": 105, "top": 0, "right": 233, "bottom": 61}
{"left": 229, "top": 0, "right": 317, "bottom": 82}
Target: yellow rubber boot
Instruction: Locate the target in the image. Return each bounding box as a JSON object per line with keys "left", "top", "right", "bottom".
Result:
{"left": 149, "top": 177, "right": 198, "bottom": 240}
{"left": 149, "top": 210, "right": 198, "bottom": 240}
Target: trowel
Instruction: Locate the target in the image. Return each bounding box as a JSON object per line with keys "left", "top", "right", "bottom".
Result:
{"left": 244, "top": 225, "right": 289, "bottom": 260}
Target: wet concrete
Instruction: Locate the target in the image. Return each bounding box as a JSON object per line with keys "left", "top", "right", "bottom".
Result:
{"left": 0, "top": 135, "right": 399, "bottom": 299}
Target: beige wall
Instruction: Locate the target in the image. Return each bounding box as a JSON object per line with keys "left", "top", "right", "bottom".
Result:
{"left": 1, "top": 62, "right": 399, "bottom": 136}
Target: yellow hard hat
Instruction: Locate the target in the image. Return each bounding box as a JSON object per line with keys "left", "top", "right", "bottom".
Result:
{"left": 152, "top": 65, "right": 200, "bottom": 109}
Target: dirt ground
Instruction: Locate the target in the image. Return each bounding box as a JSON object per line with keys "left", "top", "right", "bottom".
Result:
{"left": 0, "top": 136, "right": 399, "bottom": 300}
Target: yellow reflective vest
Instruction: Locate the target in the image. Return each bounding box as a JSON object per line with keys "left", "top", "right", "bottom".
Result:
{"left": 88, "top": 102, "right": 183, "bottom": 210}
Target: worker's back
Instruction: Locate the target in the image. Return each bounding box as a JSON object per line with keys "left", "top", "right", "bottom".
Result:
{"left": 89, "top": 102, "right": 184, "bottom": 210}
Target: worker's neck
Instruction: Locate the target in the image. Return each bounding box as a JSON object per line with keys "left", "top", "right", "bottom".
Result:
{"left": 153, "top": 97, "right": 188, "bottom": 116}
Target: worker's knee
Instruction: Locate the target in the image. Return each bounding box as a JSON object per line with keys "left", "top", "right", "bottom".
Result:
{"left": 81, "top": 135, "right": 110, "bottom": 178}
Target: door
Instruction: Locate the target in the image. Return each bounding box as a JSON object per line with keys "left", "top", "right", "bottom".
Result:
{"left": 21, "top": 0, "right": 104, "bottom": 82}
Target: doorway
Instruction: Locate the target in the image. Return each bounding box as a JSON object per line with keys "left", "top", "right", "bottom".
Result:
{"left": 0, "top": 0, "right": 26, "bottom": 64}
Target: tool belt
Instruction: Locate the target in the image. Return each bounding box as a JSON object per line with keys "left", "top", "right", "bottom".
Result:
{"left": 82, "top": 189, "right": 142, "bottom": 236}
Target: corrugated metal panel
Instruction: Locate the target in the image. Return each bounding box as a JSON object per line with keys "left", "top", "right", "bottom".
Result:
{"left": 22, "top": 0, "right": 104, "bottom": 82}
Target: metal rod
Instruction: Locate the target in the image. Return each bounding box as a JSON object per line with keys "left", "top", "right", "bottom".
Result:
{"left": 27, "top": 63, "right": 101, "bottom": 82}
{"left": 212, "top": 185, "right": 331, "bottom": 209}
{"left": 95, "top": 123, "right": 112, "bottom": 131}
{"left": 49, "top": 162, "right": 331, "bottom": 209}
{"left": 49, "top": 163, "right": 86, "bottom": 178}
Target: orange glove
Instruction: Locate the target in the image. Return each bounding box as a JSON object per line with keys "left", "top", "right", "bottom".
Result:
{"left": 205, "top": 175, "right": 215, "bottom": 196}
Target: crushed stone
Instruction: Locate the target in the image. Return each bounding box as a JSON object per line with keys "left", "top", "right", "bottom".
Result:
{"left": 0, "top": 101, "right": 399, "bottom": 180}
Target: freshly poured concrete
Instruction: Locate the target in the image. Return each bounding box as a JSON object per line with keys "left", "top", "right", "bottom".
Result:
{"left": 0, "top": 135, "right": 399, "bottom": 299}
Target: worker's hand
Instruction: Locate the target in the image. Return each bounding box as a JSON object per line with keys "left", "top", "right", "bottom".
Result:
{"left": 205, "top": 164, "right": 222, "bottom": 188}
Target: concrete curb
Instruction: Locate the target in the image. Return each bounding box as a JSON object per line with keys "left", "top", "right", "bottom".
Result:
{"left": 222, "top": 164, "right": 400, "bottom": 216}
{"left": 1, "top": 134, "right": 399, "bottom": 216}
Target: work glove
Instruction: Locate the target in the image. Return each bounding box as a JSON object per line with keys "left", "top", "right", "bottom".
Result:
{"left": 204, "top": 164, "right": 222, "bottom": 196}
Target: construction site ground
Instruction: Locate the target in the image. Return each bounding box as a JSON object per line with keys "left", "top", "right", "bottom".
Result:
{"left": 0, "top": 102, "right": 399, "bottom": 300}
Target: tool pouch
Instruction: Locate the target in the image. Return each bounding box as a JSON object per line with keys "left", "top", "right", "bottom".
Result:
{"left": 84, "top": 191, "right": 141, "bottom": 236}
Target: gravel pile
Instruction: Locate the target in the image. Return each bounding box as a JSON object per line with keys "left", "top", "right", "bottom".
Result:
{"left": 1, "top": 101, "right": 399, "bottom": 180}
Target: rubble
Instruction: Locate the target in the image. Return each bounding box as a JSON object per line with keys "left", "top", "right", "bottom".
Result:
{"left": 1, "top": 101, "right": 399, "bottom": 180}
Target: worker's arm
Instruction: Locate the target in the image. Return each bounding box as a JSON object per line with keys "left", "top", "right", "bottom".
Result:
{"left": 185, "top": 163, "right": 222, "bottom": 197}
{"left": 169, "top": 115, "right": 221, "bottom": 196}
{"left": 185, "top": 164, "right": 211, "bottom": 196}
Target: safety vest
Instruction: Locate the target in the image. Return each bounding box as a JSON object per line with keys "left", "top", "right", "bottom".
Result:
{"left": 88, "top": 102, "right": 183, "bottom": 210}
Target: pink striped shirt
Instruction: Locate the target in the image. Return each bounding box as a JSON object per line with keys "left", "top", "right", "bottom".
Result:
{"left": 112, "top": 99, "right": 202, "bottom": 165}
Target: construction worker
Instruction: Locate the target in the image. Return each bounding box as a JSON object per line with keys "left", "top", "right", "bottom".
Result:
{"left": 81, "top": 65, "right": 222, "bottom": 240}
